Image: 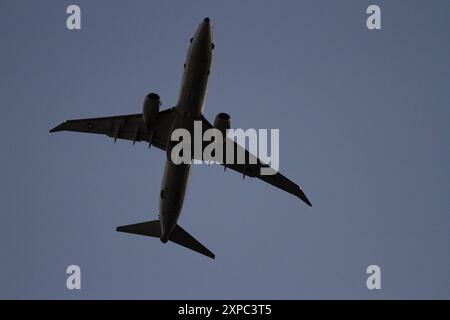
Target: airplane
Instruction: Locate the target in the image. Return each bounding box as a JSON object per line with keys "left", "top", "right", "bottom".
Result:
{"left": 49, "top": 18, "right": 311, "bottom": 259}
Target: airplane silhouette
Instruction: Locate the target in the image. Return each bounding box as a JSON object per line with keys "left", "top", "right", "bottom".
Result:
{"left": 50, "top": 18, "right": 311, "bottom": 259}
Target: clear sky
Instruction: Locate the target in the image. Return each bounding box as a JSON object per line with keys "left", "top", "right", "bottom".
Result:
{"left": 0, "top": 0, "right": 449, "bottom": 299}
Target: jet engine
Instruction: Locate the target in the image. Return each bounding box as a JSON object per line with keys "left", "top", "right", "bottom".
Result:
{"left": 213, "top": 113, "right": 231, "bottom": 136}
{"left": 143, "top": 93, "right": 161, "bottom": 128}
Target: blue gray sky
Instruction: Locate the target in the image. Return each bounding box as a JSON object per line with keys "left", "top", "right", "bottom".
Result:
{"left": 0, "top": 0, "right": 449, "bottom": 299}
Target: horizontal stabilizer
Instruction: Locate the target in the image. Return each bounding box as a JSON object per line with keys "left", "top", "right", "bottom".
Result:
{"left": 170, "top": 225, "right": 215, "bottom": 259}
{"left": 116, "top": 220, "right": 161, "bottom": 238}
{"left": 116, "top": 220, "right": 215, "bottom": 259}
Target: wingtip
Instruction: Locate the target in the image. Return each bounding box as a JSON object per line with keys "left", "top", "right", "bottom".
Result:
{"left": 49, "top": 122, "right": 66, "bottom": 133}
{"left": 201, "top": 247, "right": 215, "bottom": 259}
{"left": 298, "top": 188, "right": 312, "bottom": 207}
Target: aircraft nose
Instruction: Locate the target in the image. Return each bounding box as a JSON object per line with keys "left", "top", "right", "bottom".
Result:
{"left": 190, "top": 18, "right": 212, "bottom": 60}
{"left": 198, "top": 18, "right": 212, "bottom": 42}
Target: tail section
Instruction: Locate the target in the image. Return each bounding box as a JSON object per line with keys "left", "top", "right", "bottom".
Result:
{"left": 169, "top": 225, "right": 215, "bottom": 259}
{"left": 116, "top": 220, "right": 215, "bottom": 259}
{"left": 116, "top": 220, "right": 161, "bottom": 237}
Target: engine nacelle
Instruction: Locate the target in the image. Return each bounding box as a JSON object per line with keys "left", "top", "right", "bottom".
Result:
{"left": 213, "top": 112, "right": 231, "bottom": 136}
{"left": 143, "top": 93, "right": 161, "bottom": 128}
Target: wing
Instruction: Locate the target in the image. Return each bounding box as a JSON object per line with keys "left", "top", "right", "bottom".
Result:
{"left": 200, "top": 116, "right": 312, "bottom": 206}
{"left": 49, "top": 108, "right": 176, "bottom": 150}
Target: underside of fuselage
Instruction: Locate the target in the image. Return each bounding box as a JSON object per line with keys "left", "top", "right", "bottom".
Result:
{"left": 159, "top": 17, "right": 213, "bottom": 242}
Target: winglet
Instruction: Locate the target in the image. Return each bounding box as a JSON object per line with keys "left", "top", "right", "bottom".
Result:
{"left": 49, "top": 122, "right": 67, "bottom": 133}
{"left": 297, "top": 187, "right": 312, "bottom": 207}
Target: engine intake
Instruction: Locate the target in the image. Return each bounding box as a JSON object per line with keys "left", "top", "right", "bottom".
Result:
{"left": 143, "top": 93, "right": 161, "bottom": 128}
{"left": 213, "top": 112, "right": 231, "bottom": 137}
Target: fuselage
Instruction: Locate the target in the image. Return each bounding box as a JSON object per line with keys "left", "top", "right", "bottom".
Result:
{"left": 159, "top": 18, "right": 212, "bottom": 242}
